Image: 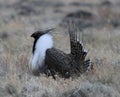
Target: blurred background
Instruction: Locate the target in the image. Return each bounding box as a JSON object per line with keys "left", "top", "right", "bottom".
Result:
{"left": 0, "top": 0, "right": 120, "bottom": 97}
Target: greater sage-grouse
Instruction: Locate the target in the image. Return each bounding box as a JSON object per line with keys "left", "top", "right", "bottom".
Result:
{"left": 30, "top": 26, "right": 93, "bottom": 78}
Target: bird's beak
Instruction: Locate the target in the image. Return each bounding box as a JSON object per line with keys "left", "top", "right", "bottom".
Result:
{"left": 31, "top": 33, "right": 34, "bottom": 37}
{"left": 31, "top": 34, "right": 33, "bottom": 37}
{"left": 31, "top": 32, "right": 38, "bottom": 38}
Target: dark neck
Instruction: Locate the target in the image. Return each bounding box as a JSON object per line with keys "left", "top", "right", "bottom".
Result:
{"left": 32, "top": 37, "right": 39, "bottom": 54}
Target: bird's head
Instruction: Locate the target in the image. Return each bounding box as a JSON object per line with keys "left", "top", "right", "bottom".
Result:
{"left": 31, "top": 28, "right": 54, "bottom": 39}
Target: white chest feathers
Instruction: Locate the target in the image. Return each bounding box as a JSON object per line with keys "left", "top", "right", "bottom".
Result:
{"left": 31, "top": 34, "right": 53, "bottom": 71}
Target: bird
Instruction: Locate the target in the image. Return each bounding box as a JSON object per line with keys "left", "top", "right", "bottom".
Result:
{"left": 30, "top": 25, "right": 93, "bottom": 78}
{"left": 30, "top": 28, "right": 54, "bottom": 75}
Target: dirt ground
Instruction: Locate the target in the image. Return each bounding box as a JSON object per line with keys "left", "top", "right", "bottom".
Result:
{"left": 0, "top": 0, "right": 120, "bottom": 97}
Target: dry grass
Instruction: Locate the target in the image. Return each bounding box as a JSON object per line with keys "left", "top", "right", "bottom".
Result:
{"left": 1, "top": 26, "right": 120, "bottom": 97}
{"left": 0, "top": 0, "right": 120, "bottom": 97}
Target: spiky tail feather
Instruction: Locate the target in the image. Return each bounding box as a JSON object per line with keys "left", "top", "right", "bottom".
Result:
{"left": 67, "top": 20, "right": 93, "bottom": 72}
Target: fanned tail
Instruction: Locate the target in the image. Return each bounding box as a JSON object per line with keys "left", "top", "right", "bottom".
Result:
{"left": 67, "top": 20, "right": 93, "bottom": 72}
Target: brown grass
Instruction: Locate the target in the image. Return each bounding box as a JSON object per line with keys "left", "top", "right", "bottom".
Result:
{"left": 0, "top": 0, "right": 120, "bottom": 97}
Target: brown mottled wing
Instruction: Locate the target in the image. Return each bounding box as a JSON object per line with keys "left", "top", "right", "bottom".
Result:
{"left": 45, "top": 48, "right": 72, "bottom": 78}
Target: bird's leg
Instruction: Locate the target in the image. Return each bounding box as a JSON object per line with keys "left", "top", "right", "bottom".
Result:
{"left": 50, "top": 69, "right": 57, "bottom": 79}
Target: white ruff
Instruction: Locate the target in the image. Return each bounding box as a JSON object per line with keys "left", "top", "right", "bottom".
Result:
{"left": 31, "top": 34, "right": 53, "bottom": 71}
